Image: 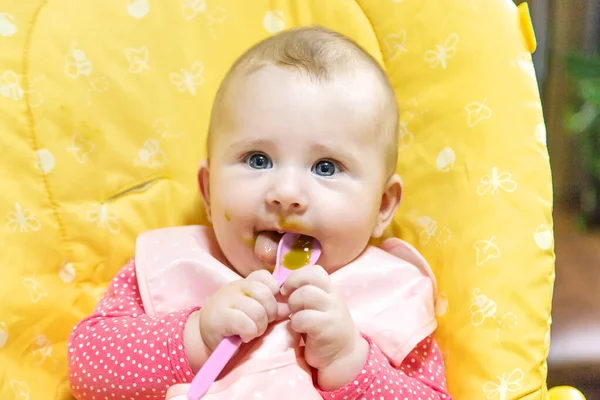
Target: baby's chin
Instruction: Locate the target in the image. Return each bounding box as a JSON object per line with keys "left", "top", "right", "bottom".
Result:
{"left": 231, "top": 251, "right": 357, "bottom": 277}
{"left": 226, "top": 254, "right": 276, "bottom": 278}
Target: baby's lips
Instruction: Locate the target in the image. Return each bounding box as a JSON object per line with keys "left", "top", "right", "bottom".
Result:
{"left": 254, "top": 231, "right": 281, "bottom": 266}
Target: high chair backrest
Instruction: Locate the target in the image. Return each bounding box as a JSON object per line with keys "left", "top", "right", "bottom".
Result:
{"left": 0, "top": 1, "right": 554, "bottom": 399}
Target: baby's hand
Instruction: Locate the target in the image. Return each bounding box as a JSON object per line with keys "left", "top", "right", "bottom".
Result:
{"left": 198, "top": 270, "right": 286, "bottom": 352}
{"left": 281, "top": 265, "right": 366, "bottom": 375}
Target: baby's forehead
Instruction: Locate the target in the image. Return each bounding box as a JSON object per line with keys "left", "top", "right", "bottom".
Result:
{"left": 226, "top": 64, "right": 387, "bottom": 117}
{"left": 216, "top": 67, "right": 393, "bottom": 144}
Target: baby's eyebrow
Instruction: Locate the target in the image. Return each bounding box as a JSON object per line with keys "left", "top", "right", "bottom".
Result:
{"left": 311, "top": 143, "right": 356, "bottom": 161}
{"left": 228, "top": 138, "right": 273, "bottom": 152}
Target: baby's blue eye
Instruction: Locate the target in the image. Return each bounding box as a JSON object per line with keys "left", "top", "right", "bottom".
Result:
{"left": 246, "top": 153, "right": 272, "bottom": 169}
{"left": 312, "top": 160, "right": 337, "bottom": 177}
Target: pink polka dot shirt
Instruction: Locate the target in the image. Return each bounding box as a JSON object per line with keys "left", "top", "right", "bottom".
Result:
{"left": 68, "top": 261, "right": 452, "bottom": 400}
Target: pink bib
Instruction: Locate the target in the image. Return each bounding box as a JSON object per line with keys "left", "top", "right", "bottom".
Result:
{"left": 135, "top": 226, "right": 437, "bottom": 399}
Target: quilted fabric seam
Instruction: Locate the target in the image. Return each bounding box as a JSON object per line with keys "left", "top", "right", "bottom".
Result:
{"left": 104, "top": 174, "right": 170, "bottom": 203}
{"left": 21, "top": 0, "right": 71, "bottom": 258}
{"left": 352, "top": 0, "right": 387, "bottom": 71}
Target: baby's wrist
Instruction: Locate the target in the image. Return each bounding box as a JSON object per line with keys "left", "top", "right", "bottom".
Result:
{"left": 316, "top": 333, "right": 369, "bottom": 391}
{"left": 184, "top": 310, "right": 211, "bottom": 373}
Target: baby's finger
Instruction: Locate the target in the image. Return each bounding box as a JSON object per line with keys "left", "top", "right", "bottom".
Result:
{"left": 225, "top": 308, "right": 260, "bottom": 343}
{"left": 289, "top": 309, "right": 328, "bottom": 337}
{"left": 232, "top": 296, "right": 269, "bottom": 338}
{"left": 242, "top": 280, "right": 278, "bottom": 322}
{"left": 276, "top": 302, "right": 291, "bottom": 321}
{"left": 281, "top": 265, "right": 330, "bottom": 297}
{"left": 287, "top": 284, "right": 330, "bottom": 314}
{"left": 246, "top": 269, "right": 280, "bottom": 295}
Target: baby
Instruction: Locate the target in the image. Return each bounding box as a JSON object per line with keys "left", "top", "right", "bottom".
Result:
{"left": 68, "top": 26, "right": 452, "bottom": 400}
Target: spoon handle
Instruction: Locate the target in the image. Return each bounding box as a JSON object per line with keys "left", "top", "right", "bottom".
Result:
{"left": 186, "top": 335, "right": 242, "bottom": 400}
{"left": 272, "top": 265, "right": 292, "bottom": 287}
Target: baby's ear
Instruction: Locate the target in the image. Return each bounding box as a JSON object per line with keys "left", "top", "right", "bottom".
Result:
{"left": 198, "top": 159, "right": 212, "bottom": 222}
{"left": 372, "top": 174, "right": 403, "bottom": 238}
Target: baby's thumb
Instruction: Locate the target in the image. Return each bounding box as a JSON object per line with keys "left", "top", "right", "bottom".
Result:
{"left": 276, "top": 302, "right": 291, "bottom": 321}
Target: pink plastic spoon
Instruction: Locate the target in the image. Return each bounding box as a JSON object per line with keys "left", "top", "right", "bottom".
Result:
{"left": 186, "top": 233, "right": 321, "bottom": 400}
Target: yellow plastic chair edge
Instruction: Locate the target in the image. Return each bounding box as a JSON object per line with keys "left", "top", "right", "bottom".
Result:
{"left": 549, "top": 386, "right": 587, "bottom": 400}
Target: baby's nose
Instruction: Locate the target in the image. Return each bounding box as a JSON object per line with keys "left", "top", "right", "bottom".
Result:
{"left": 266, "top": 184, "right": 308, "bottom": 213}
{"left": 268, "top": 197, "right": 306, "bottom": 213}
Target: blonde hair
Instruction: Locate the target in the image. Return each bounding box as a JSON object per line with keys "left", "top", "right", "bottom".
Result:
{"left": 207, "top": 25, "right": 399, "bottom": 174}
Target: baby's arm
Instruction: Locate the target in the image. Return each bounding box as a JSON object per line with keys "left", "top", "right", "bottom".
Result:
{"left": 316, "top": 335, "right": 452, "bottom": 400}
{"left": 67, "top": 260, "right": 197, "bottom": 399}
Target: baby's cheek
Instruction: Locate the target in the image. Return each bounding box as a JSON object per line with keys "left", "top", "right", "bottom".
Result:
{"left": 322, "top": 203, "right": 375, "bottom": 266}
{"left": 216, "top": 181, "right": 260, "bottom": 217}
{"left": 323, "top": 194, "right": 378, "bottom": 233}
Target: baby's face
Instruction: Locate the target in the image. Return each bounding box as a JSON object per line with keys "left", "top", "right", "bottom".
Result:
{"left": 200, "top": 65, "right": 400, "bottom": 277}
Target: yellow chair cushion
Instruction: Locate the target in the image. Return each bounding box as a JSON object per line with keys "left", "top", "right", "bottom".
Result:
{"left": 0, "top": 0, "right": 553, "bottom": 399}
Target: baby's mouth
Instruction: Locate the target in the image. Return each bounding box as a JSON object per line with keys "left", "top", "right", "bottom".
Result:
{"left": 254, "top": 231, "right": 283, "bottom": 267}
